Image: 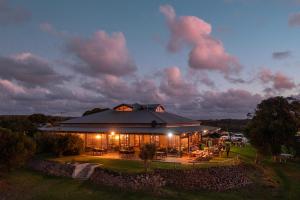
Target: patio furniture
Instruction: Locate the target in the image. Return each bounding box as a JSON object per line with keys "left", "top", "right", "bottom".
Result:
{"left": 155, "top": 151, "right": 167, "bottom": 160}
{"left": 92, "top": 148, "right": 107, "bottom": 156}
{"left": 279, "top": 153, "right": 294, "bottom": 163}
{"left": 119, "top": 147, "right": 135, "bottom": 159}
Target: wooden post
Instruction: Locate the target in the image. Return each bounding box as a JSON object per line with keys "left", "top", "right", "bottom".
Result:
{"left": 119, "top": 133, "right": 121, "bottom": 148}
{"left": 106, "top": 133, "right": 109, "bottom": 150}
{"left": 179, "top": 135, "right": 182, "bottom": 157}
{"left": 85, "top": 133, "right": 87, "bottom": 149}
{"left": 187, "top": 134, "right": 190, "bottom": 154}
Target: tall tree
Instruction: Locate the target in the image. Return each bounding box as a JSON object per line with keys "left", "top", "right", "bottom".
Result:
{"left": 245, "top": 96, "right": 298, "bottom": 163}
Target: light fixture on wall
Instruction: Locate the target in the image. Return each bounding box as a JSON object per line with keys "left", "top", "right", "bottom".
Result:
{"left": 167, "top": 132, "right": 173, "bottom": 138}
{"left": 110, "top": 131, "right": 115, "bottom": 136}
{"left": 95, "top": 134, "right": 101, "bottom": 139}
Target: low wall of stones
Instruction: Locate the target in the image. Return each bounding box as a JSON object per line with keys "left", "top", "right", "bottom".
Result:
{"left": 89, "top": 168, "right": 165, "bottom": 192}
{"left": 27, "top": 159, "right": 252, "bottom": 192}
{"left": 27, "top": 159, "right": 75, "bottom": 178}
{"left": 154, "top": 165, "right": 252, "bottom": 191}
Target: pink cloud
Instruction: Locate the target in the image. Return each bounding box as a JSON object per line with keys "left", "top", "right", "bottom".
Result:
{"left": 288, "top": 12, "right": 300, "bottom": 27}
{"left": 0, "top": 0, "right": 31, "bottom": 26}
{"left": 259, "top": 69, "right": 296, "bottom": 91}
{"left": 0, "top": 79, "right": 25, "bottom": 94}
{"left": 67, "top": 30, "right": 136, "bottom": 77}
{"left": 160, "top": 4, "right": 241, "bottom": 74}
{"left": 159, "top": 66, "right": 199, "bottom": 99}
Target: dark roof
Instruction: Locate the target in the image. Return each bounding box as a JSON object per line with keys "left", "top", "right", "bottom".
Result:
{"left": 62, "top": 109, "right": 198, "bottom": 125}
{"left": 40, "top": 125, "right": 218, "bottom": 135}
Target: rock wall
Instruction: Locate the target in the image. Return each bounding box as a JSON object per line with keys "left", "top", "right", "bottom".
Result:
{"left": 27, "top": 159, "right": 251, "bottom": 191}
{"left": 89, "top": 168, "right": 165, "bottom": 192}
{"left": 27, "top": 159, "right": 75, "bottom": 177}
{"left": 154, "top": 165, "right": 252, "bottom": 191}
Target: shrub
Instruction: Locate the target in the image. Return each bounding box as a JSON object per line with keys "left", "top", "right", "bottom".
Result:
{"left": 36, "top": 133, "right": 84, "bottom": 156}
{"left": 139, "top": 143, "right": 156, "bottom": 172}
{"left": 0, "top": 128, "right": 36, "bottom": 171}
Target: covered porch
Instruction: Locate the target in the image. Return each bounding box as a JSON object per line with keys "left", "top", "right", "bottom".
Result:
{"left": 72, "top": 127, "right": 218, "bottom": 158}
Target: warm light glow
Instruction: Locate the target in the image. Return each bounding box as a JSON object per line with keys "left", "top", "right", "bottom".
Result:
{"left": 115, "top": 135, "right": 119, "bottom": 140}
{"left": 168, "top": 132, "right": 173, "bottom": 138}
{"left": 203, "top": 130, "right": 208, "bottom": 133}
{"left": 95, "top": 134, "right": 101, "bottom": 139}
{"left": 110, "top": 131, "right": 115, "bottom": 136}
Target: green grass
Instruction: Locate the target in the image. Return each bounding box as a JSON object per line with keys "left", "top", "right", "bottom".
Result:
{"left": 1, "top": 145, "right": 300, "bottom": 200}
{"left": 48, "top": 154, "right": 236, "bottom": 173}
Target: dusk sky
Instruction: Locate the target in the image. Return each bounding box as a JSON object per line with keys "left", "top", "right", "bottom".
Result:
{"left": 1, "top": 0, "right": 300, "bottom": 119}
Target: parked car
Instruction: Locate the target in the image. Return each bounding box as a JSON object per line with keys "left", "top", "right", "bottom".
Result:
{"left": 232, "top": 133, "right": 248, "bottom": 143}
{"left": 220, "top": 135, "right": 229, "bottom": 140}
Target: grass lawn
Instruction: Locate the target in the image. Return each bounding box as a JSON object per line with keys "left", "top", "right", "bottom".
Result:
{"left": 1, "top": 145, "right": 300, "bottom": 200}
{"left": 48, "top": 154, "right": 236, "bottom": 173}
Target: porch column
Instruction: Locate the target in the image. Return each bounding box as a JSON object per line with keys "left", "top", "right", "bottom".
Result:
{"left": 187, "top": 134, "right": 190, "bottom": 154}
{"left": 84, "top": 133, "right": 87, "bottom": 149}
{"left": 106, "top": 133, "right": 109, "bottom": 150}
{"left": 179, "top": 135, "right": 182, "bottom": 157}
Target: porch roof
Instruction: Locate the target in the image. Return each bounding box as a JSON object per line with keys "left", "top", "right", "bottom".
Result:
{"left": 40, "top": 125, "right": 219, "bottom": 135}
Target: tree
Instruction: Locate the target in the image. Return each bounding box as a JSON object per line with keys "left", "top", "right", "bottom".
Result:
{"left": 0, "top": 128, "right": 36, "bottom": 171}
{"left": 35, "top": 133, "right": 84, "bottom": 156}
{"left": 245, "top": 97, "right": 298, "bottom": 163}
{"left": 28, "top": 113, "right": 48, "bottom": 124}
{"left": 139, "top": 143, "right": 156, "bottom": 172}
{"left": 82, "top": 108, "right": 110, "bottom": 116}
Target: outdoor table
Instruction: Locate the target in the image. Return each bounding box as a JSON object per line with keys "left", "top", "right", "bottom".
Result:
{"left": 279, "top": 153, "right": 294, "bottom": 163}
{"left": 119, "top": 149, "right": 135, "bottom": 159}
{"left": 92, "top": 148, "right": 106, "bottom": 156}
{"left": 155, "top": 151, "right": 167, "bottom": 159}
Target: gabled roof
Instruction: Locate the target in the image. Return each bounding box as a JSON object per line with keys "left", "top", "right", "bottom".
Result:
{"left": 61, "top": 109, "right": 198, "bottom": 125}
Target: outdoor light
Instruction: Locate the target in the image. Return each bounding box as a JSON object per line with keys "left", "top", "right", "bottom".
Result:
{"left": 110, "top": 131, "right": 115, "bottom": 136}
{"left": 95, "top": 134, "right": 101, "bottom": 139}
{"left": 203, "top": 130, "right": 208, "bottom": 133}
{"left": 168, "top": 132, "right": 173, "bottom": 138}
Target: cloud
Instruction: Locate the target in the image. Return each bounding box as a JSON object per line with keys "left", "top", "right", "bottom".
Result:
{"left": 0, "top": 0, "right": 31, "bottom": 26}
{"left": 159, "top": 67, "right": 199, "bottom": 100}
{"left": 198, "top": 89, "right": 262, "bottom": 118}
{"left": 0, "top": 52, "right": 68, "bottom": 87}
{"left": 0, "top": 79, "right": 25, "bottom": 94}
{"left": 272, "top": 51, "right": 292, "bottom": 60}
{"left": 288, "top": 12, "right": 300, "bottom": 27}
{"left": 67, "top": 30, "right": 137, "bottom": 77}
{"left": 259, "top": 69, "right": 296, "bottom": 92}
{"left": 160, "top": 4, "right": 241, "bottom": 75}
{"left": 82, "top": 74, "right": 165, "bottom": 104}
{"left": 39, "top": 22, "right": 67, "bottom": 37}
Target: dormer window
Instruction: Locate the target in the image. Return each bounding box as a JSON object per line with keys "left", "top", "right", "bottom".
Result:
{"left": 114, "top": 104, "right": 133, "bottom": 111}
{"left": 113, "top": 103, "right": 165, "bottom": 112}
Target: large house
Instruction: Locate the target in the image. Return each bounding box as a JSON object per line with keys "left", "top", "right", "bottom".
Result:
{"left": 41, "top": 103, "right": 219, "bottom": 154}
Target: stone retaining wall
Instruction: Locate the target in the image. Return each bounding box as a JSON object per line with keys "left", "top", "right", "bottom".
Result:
{"left": 154, "top": 165, "right": 252, "bottom": 191}
{"left": 89, "top": 168, "right": 165, "bottom": 192}
{"left": 27, "top": 159, "right": 252, "bottom": 192}
{"left": 27, "top": 159, "right": 75, "bottom": 177}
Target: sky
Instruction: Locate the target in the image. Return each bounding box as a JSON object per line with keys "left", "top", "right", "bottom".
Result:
{"left": 0, "top": 0, "right": 300, "bottom": 119}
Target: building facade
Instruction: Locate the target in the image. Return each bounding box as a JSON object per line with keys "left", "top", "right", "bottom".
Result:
{"left": 41, "top": 103, "right": 218, "bottom": 154}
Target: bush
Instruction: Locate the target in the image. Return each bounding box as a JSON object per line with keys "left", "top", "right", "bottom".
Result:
{"left": 36, "top": 133, "right": 84, "bottom": 156}
{"left": 0, "top": 128, "right": 36, "bottom": 171}
{"left": 139, "top": 143, "right": 156, "bottom": 172}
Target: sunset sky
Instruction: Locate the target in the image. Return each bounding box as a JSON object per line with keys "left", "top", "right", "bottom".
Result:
{"left": 1, "top": 0, "right": 300, "bottom": 119}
